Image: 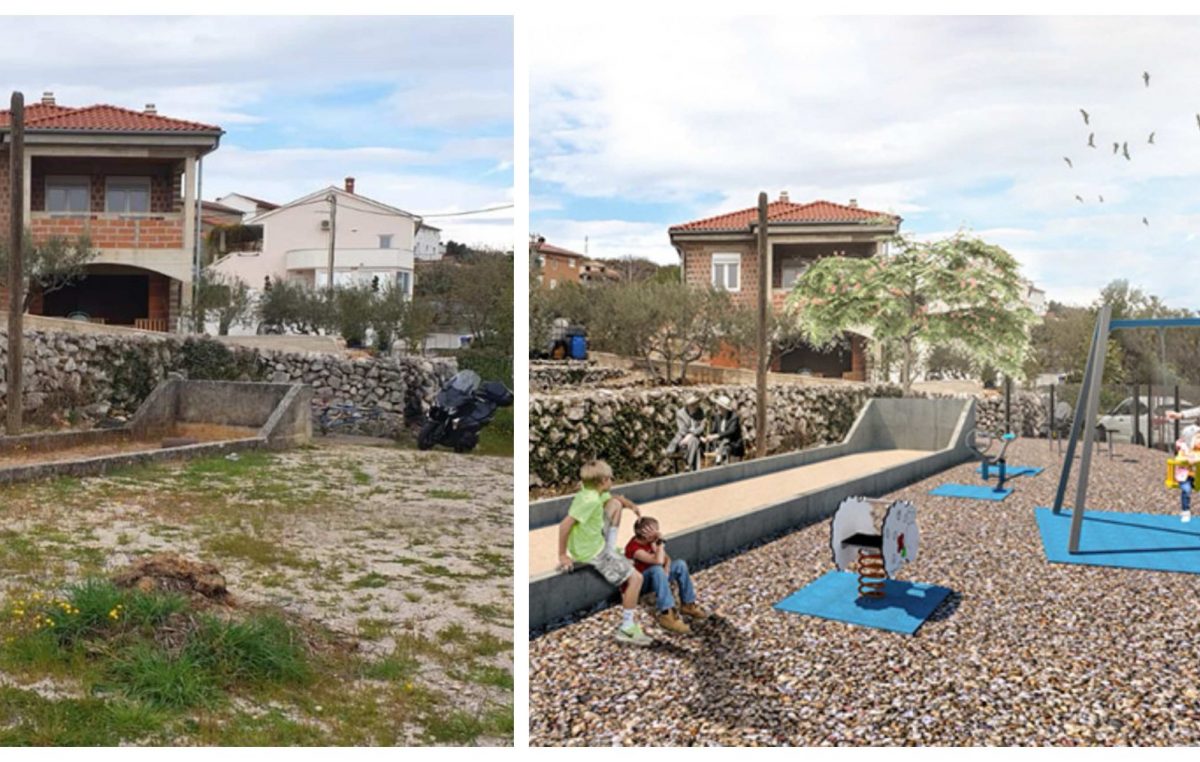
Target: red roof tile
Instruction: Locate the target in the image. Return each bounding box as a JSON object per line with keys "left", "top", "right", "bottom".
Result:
{"left": 0, "top": 103, "right": 221, "bottom": 134}
{"left": 670, "top": 199, "right": 899, "bottom": 233}
{"left": 536, "top": 241, "right": 585, "bottom": 259}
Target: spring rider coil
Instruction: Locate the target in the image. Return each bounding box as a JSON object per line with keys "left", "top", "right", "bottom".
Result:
{"left": 856, "top": 548, "right": 887, "bottom": 597}
{"left": 830, "top": 496, "right": 920, "bottom": 600}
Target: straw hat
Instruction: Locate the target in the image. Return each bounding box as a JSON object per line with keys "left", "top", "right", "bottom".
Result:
{"left": 684, "top": 393, "right": 702, "bottom": 406}
{"left": 714, "top": 395, "right": 734, "bottom": 411}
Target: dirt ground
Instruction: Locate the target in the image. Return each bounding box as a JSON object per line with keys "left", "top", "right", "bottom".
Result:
{"left": 0, "top": 439, "right": 513, "bottom": 745}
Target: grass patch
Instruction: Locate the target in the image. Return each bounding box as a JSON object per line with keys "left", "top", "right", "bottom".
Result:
{"left": 426, "top": 489, "right": 472, "bottom": 500}
{"left": 472, "top": 406, "right": 513, "bottom": 458}
{"left": 349, "top": 572, "right": 390, "bottom": 589}
{"left": 204, "top": 533, "right": 312, "bottom": 569}
{"left": 357, "top": 618, "right": 392, "bottom": 640}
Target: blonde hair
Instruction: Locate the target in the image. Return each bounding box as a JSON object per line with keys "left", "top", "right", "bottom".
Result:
{"left": 634, "top": 516, "right": 659, "bottom": 539}
{"left": 580, "top": 459, "right": 613, "bottom": 488}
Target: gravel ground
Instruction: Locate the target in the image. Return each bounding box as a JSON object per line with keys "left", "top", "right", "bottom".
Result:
{"left": 529, "top": 440, "right": 1200, "bottom": 746}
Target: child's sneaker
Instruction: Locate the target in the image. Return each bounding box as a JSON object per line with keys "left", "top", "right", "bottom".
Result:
{"left": 656, "top": 609, "right": 691, "bottom": 635}
{"left": 614, "top": 622, "right": 654, "bottom": 647}
{"left": 1184, "top": 510, "right": 1192, "bottom": 523}
{"left": 679, "top": 602, "right": 708, "bottom": 619}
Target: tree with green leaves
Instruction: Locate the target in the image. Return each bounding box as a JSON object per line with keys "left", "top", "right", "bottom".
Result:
{"left": 786, "top": 232, "right": 1038, "bottom": 393}
{"left": 192, "top": 269, "right": 254, "bottom": 335}
{"left": 0, "top": 232, "right": 98, "bottom": 312}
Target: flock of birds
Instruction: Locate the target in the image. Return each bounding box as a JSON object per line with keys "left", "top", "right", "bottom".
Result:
{"left": 1063, "top": 71, "right": 1194, "bottom": 227}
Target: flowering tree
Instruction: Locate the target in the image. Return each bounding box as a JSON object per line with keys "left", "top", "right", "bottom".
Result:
{"left": 785, "top": 233, "right": 1037, "bottom": 393}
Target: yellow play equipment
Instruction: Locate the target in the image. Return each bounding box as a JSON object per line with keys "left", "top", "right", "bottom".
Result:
{"left": 1165, "top": 457, "right": 1196, "bottom": 489}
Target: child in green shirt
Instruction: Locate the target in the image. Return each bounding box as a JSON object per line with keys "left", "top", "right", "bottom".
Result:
{"left": 556, "top": 459, "right": 652, "bottom": 646}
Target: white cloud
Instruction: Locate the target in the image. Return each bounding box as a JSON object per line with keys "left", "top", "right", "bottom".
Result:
{"left": 532, "top": 15, "right": 1200, "bottom": 305}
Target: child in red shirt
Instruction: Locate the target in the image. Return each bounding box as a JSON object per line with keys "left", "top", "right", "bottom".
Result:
{"left": 624, "top": 516, "right": 707, "bottom": 635}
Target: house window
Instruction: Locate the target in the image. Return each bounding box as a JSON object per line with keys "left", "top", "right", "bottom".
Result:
{"left": 105, "top": 177, "right": 151, "bottom": 214}
{"left": 395, "top": 270, "right": 412, "bottom": 295}
{"left": 379, "top": 234, "right": 393, "bottom": 249}
{"left": 568, "top": 258, "right": 576, "bottom": 268}
{"left": 711, "top": 253, "right": 741, "bottom": 292}
{"left": 45, "top": 176, "right": 90, "bottom": 213}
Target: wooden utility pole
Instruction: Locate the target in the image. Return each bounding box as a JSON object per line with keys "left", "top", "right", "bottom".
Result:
{"left": 755, "top": 192, "right": 769, "bottom": 458}
{"left": 6, "top": 91, "right": 25, "bottom": 435}
{"left": 325, "top": 192, "right": 338, "bottom": 291}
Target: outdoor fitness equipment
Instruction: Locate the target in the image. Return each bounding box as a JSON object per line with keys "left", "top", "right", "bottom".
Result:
{"left": 969, "top": 428, "right": 1016, "bottom": 493}
{"left": 830, "top": 496, "right": 919, "bottom": 598}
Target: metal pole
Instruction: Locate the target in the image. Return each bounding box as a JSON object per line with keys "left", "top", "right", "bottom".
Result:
{"left": 1147, "top": 382, "right": 1154, "bottom": 451}
{"left": 1175, "top": 385, "right": 1181, "bottom": 444}
{"left": 1005, "top": 375, "right": 1012, "bottom": 433}
{"left": 5, "top": 91, "right": 25, "bottom": 435}
{"left": 1069, "top": 304, "right": 1112, "bottom": 553}
{"left": 326, "top": 192, "right": 338, "bottom": 291}
{"left": 755, "top": 192, "right": 768, "bottom": 459}
{"left": 1053, "top": 314, "right": 1104, "bottom": 513}
{"left": 1049, "top": 384, "right": 1055, "bottom": 450}
{"left": 1132, "top": 382, "right": 1139, "bottom": 447}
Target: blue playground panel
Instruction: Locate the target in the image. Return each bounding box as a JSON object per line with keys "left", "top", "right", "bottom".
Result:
{"left": 976, "top": 465, "right": 1044, "bottom": 479}
{"left": 774, "top": 571, "right": 953, "bottom": 635}
{"left": 930, "top": 483, "right": 1012, "bottom": 501}
{"left": 1035, "top": 507, "right": 1200, "bottom": 574}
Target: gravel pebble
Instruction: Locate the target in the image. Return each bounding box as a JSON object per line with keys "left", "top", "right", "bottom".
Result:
{"left": 529, "top": 440, "right": 1200, "bottom": 745}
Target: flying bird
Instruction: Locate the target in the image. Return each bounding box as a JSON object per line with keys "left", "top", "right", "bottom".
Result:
{"left": 1143, "top": 217, "right": 1150, "bottom": 226}
{"left": 1196, "top": 113, "right": 1199, "bottom": 130}
{"left": 1143, "top": 71, "right": 1151, "bottom": 87}
{"left": 1113, "top": 142, "right": 1120, "bottom": 154}
{"left": 1075, "top": 194, "right": 1085, "bottom": 203}
{"left": 1122, "top": 142, "right": 1131, "bottom": 160}
{"left": 1149, "top": 132, "right": 1156, "bottom": 144}
{"left": 1064, "top": 156, "right": 1073, "bottom": 168}
{"left": 1099, "top": 195, "right": 1105, "bottom": 203}
{"left": 1088, "top": 132, "right": 1096, "bottom": 148}
{"left": 1080, "top": 108, "right": 1090, "bottom": 125}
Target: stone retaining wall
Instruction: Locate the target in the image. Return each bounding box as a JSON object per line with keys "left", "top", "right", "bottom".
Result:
{"left": 529, "top": 360, "right": 627, "bottom": 392}
{"left": 0, "top": 329, "right": 455, "bottom": 437}
{"left": 530, "top": 382, "right": 904, "bottom": 489}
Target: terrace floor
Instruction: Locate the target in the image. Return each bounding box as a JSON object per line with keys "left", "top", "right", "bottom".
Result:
{"left": 0, "top": 440, "right": 513, "bottom": 746}
{"left": 529, "top": 439, "right": 1200, "bottom": 745}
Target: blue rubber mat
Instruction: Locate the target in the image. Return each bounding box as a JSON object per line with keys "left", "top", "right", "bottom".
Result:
{"left": 1035, "top": 507, "right": 1200, "bottom": 574}
{"left": 930, "top": 483, "right": 1012, "bottom": 501}
{"left": 774, "top": 571, "right": 953, "bottom": 635}
{"left": 976, "top": 465, "right": 1044, "bottom": 479}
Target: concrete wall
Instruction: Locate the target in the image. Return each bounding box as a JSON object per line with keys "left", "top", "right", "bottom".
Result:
{"left": 529, "top": 396, "right": 975, "bottom": 631}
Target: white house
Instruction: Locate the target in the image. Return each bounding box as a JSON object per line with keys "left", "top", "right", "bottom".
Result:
{"left": 415, "top": 222, "right": 445, "bottom": 261}
{"left": 213, "top": 192, "right": 279, "bottom": 223}
{"left": 213, "top": 177, "right": 417, "bottom": 296}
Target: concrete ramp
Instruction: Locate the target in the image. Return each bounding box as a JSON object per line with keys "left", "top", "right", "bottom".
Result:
{"left": 530, "top": 396, "right": 974, "bottom": 631}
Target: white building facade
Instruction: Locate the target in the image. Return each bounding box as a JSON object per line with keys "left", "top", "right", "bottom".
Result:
{"left": 213, "top": 179, "right": 417, "bottom": 296}
{"left": 415, "top": 223, "right": 445, "bottom": 261}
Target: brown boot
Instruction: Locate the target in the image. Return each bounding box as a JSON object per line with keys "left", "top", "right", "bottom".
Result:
{"left": 656, "top": 609, "right": 691, "bottom": 635}
{"left": 679, "top": 602, "right": 708, "bottom": 619}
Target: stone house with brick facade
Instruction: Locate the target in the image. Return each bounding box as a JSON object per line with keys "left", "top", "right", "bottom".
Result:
{"left": 669, "top": 194, "right": 900, "bottom": 381}
{"left": 0, "top": 93, "right": 222, "bottom": 331}
{"left": 531, "top": 237, "right": 584, "bottom": 289}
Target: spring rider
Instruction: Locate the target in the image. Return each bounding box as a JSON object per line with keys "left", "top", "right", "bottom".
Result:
{"left": 830, "top": 496, "right": 920, "bottom": 598}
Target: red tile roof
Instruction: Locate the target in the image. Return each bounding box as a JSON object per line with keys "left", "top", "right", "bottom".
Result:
{"left": 670, "top": 199, "right": 899, "bottom": 233}
{"left": 0, "top": 103, "right": 221, "bottom": 134}
{"left": 535, "top": 241, "right": 585, "bottom": 259}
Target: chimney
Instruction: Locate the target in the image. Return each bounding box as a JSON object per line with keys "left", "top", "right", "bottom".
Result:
{"left": 848, "top": 198, "right": 858, "bottom": 208}
{"left": 41, "top": 91, "right": 55, "bottom": 106}
{"left": 779, "top": 190, "right": 789, "bottom": 203}
{"left": 345, "top": 177, "right": 355, "bottom": 194}
{"left": 144, "top": 103, "right": 157, "bottom": 115}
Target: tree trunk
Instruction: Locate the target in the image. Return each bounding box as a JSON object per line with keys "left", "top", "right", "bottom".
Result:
{"left": 902, "top": 338, "right": 914, "bottom": 395}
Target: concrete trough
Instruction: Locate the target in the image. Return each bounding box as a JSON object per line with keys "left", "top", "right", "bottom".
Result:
{"left": 0, "top": 378, "right": 312, "bottom": 485}
{"left": 529, "top": 397, "right": 975, "bottom": 632}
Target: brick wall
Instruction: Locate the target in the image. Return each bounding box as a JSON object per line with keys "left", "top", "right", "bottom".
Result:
{"left": 678, "top": 240, "right": 758, "bottom": 308}
{"left": 540, "top": 252, "right": 582, "bottom": 288}
{"left": 30, "top": 157, "right": 179, "bottom": 214}
{"left": 29, "top": 215, "right": 183, "bottom": 249}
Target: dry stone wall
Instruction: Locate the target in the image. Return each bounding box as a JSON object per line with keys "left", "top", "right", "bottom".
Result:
{"left": 529, "top": 382, "right": 904, "bottom": 489}
{"left": 529, "top": 360, "right": 626, "bottom": 393}
{"left": 0, "top": 329, "right": 455, "bottom": 437}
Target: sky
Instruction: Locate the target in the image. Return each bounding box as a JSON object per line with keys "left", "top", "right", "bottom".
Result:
{"left": 531, "top": 15, "right": 1200, "bottom": 307}
{"left": 0, "top": 15, "right": 513, "bottom": 249}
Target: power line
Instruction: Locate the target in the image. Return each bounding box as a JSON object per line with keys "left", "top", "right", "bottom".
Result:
{"left": 417, "top": 204, "right": 514, "bottom": 218}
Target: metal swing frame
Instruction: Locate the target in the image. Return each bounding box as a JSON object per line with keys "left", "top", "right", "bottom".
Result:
{"left": 1053, "top": 306, "right": 1200, "bottom": 552}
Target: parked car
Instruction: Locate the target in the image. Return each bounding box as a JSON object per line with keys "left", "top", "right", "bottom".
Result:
{"left": 1096, "top": 395, "right": 1193, "bottom": 445}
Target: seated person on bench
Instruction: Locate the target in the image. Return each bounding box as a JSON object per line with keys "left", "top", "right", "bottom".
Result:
{"left": 704, "top": 395, "right": 744, "bottom": 466}
{"left": 665, "top": 394, "right": 706, "bottom": 471}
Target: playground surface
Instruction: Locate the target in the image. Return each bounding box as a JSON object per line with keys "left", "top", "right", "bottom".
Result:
{"left": 529, "top": 440, "right": 1200, "bottom": 746}
{"left": 528, "top": 449, "right": 929, "bottom": 577}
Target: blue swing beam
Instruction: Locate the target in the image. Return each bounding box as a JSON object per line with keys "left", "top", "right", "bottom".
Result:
{"left": 1053, "top": 309, "right": 1198, "bottom": 552}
